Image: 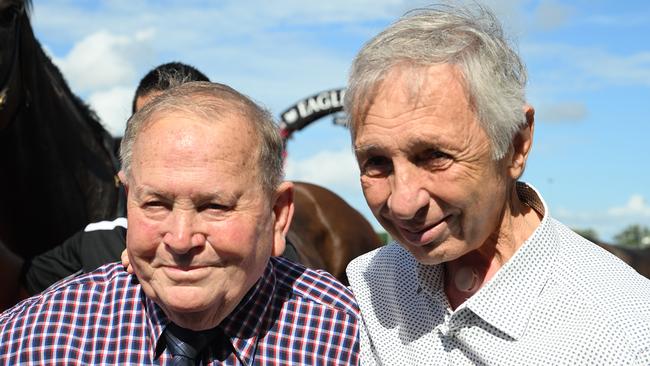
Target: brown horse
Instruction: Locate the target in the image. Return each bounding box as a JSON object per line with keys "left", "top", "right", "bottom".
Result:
{"left": 288, "top": 182, "right": 382, "bottom": 285}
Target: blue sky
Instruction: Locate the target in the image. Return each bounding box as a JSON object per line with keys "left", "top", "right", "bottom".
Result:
{"left": 32, "top": 0, "right": 649, "bottom": 241}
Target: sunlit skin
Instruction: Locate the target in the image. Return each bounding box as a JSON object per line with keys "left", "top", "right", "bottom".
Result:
{"left": 354, "top": 64, "right": 540, "bottom": 308}
{"left": 134, "top": 91, "right": 161, "bottom": 113}
{"left": 119, "top": 110, "right": 293, "bottom": 330}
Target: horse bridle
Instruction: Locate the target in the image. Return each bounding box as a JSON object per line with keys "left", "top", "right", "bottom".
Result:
{"left": 0, "top": 6, "right": 23, "bottom": 110}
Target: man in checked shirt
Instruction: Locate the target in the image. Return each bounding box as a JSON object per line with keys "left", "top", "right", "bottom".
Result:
{"left": 0, "top": 81, "right": 360, "bottom": 365}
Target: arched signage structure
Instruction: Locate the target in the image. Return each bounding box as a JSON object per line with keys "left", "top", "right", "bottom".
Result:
{"left": 279, "top": 88, "right": 347, "bottom": 141}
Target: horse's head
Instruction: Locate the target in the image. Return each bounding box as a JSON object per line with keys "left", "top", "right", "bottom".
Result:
{"left": 0, "top": 0, "right": 29, "bottom": 130}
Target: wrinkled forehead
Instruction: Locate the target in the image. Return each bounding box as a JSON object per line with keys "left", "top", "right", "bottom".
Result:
{"left": 140, "top": 96, "right": 254, "bottom": 134}
{"left": 140, "top": 106, "right": 256, "bottom": 143}
{"left": 134, "top": 108, "right": 261, "bottom": 171}
{"left": 352, "top": 63, "right": 469, "bottom": 137}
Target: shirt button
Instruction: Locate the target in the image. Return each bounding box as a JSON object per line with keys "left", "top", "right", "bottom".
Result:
{"left": 438, "top": 324, "right": 450, "bottom": 337}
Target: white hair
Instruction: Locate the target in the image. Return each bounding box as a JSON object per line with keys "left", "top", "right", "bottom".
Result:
{"left": 345, "top": 4, "right": 527, "bottom": 160}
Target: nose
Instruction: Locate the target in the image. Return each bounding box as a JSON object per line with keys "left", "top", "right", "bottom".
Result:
{"left": 386, "top": 163, "right": 429, "bottom": 221}
{"left": 163, "top": 210, "right": 206, "bottom": 254}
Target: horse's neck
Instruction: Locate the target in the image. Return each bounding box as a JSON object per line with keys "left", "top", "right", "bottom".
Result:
{"left": 29, "top": 52, "right": 98, "bottom": 136}
{"left": 0, "top": 12, "right": 121, "bottom": 259}
{"left": 7, "top": 27, "right": 118, "bottom": 213}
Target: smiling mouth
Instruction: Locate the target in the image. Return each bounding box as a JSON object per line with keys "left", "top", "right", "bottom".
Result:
{"left": 160, "top": 264, "right": 213, "bottom": 280}
{"left": 164, "top": 265, "right": 207, "bottom": 271}
{"left": 395, "top": 215, "right": 450, "bottom": 246}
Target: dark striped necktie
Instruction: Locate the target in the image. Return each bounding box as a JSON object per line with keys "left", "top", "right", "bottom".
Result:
{"left": 163, "top": 323, "right": 228, "bottom": 366}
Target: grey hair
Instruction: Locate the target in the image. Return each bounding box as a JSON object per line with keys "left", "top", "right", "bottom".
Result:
{"left": 345, "top": 4, "right": 527, "bottom": 160}
{"left": 120, "top": 81, "right": 284, "bottom": 194}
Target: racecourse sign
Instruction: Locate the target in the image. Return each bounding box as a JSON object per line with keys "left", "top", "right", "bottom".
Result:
{"left": 279, "top": 88, "right": 346, "bottom": 137}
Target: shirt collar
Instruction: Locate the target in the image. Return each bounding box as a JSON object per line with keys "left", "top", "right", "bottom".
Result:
{"left": 148, "top": 260, "right": 277, "bottom": 365}
{"left": 463, "top": 182, "right": 560, "bottom": 340}
{"left": 415, "top": 259, "right": 446, "bottom": 304}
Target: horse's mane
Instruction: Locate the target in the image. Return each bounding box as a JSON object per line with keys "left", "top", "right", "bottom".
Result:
{"left": 21, "top": 0, "right": 109, "bottom": 139}
{"left": 24, "top": 0, "right": 33, "bottom": 16}
{"left": 0, "top": 3, "right": 122, "bottom": 260}
{"left": 36, "top": 45, "right": 106, "bottom": 133}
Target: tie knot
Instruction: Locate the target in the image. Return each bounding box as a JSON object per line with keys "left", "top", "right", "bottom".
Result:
{"left": 163, "top": 323, "right": 225, "bottom": 365}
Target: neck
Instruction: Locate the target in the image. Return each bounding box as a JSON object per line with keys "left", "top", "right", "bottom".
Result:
{"left": 444, "top": 184, "right": 541, "bottom": 309}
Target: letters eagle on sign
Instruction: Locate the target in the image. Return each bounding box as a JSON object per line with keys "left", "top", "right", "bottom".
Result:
{"left": 279, "top": 88, "right": 347, "bottom": 138}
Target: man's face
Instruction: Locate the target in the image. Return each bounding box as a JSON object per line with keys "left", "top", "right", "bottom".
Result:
{"left": 124, "top": 111, "right": 285, "bottom": 329}
{"left": 354, "top": 64, "right": 512, "bottom": 265}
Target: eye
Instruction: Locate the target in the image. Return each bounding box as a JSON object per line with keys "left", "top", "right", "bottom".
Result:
{"left": 416, "top": 149, "right": 453, "bottom": 170}
{"left": 139, "top": 200, "right": 171, "bottom": 220}
{"left": 360, "top": 155, "right": 393, "bottom": 178}
{"left": 200, "top": 203, "right": 230, "bottom": 212}
{"left": 143, "top": 200, "right": 168, "bottom": 209}
{"left": 144, "top": 201, "right": 164, "bottom": 207}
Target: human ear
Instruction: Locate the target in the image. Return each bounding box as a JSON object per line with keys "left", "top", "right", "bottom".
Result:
{"left": 120, "top": 249, "right": 134, "bottom": 274}
{"left": 118, "top": 170, "right": 129, "bottom": 195}
{"left": 270, "top": 181, "right": 294, "bottom": 257}
{"left": 509, "top": 105, "right": 535, "bottom": 179}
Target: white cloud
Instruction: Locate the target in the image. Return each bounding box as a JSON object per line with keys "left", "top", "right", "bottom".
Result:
{"left": 44, "top": 28, "right": 156, "bottom": 136}
{"left": 532, "top": 0, "right": 573, "bottom": 31}
{"left": 537, "top": 101, "right": 588, "bottom": 123}
{"left": 555, "top": 194, "right": 650, "bottom": 241}
{"left": 523, "top": 43, "right": 650, "bottom": 88}
{"left": 87, "top": 86, "right": 134, "bottom": 137}
{"left": 609, "top": 195, "right": 650, "bottom": 217}
{"left": 50, "top": 29, "right": 155, "bottom": 93}
{"left": 34, "top": 1, "right": 388, "bottom": 120}
{"left": 285, "top": 149, "right": 359, "bottom": 191}
{"left": 582, "top": 14, "right": 650, "bottom": 27}
{"left": 32, "top": 0, "right": 401, "bottom": 43}
{"left": 578, "top": 51, "right": 650, "bottom": 87}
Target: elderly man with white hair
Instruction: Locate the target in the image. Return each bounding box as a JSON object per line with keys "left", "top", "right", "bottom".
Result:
{"left": 345, "top": 4, "right": 650, "bottom": 365}
{"left": 1, "top": 82, "right": 360, "bottom": 365}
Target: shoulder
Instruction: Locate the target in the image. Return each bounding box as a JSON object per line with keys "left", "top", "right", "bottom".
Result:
{"left": 270, "top": 256, "right": 359, "bottom": 317}
{"left": 550, "top": 218, "right": 650, "bottom": 299}
{"left": 348, "top": 242, "right": 413, "bottom": 271}
{"left": 548, "top": 219, "right": 650, "bottom": 353}
{"left": 347, "top": 242, "right": 417, "bottom": 292}
{"left": 346, "top": 242, "right": 425, "bottom": 323}
{"left": 1, "top": 263, "right": 137, "bottom": 326}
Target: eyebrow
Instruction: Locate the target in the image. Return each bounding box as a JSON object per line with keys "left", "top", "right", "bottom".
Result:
{"left": 132, "top": 185, "right": 231, "bottom": 202}
{"left": 355, "top": 135, "right": 451, "bottom": 156}
{"left": 353, "top": 143, "right": 381, "bottom": 157}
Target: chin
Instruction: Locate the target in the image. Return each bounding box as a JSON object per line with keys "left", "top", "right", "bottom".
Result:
{"left": 401, "top": 239, "right": 456, "bottom": 266}
{"left": 412, "top": 251, "right": 447, "bottom": 266}
{"left": 163, "top": 286, "right": 221, "bottom": 313}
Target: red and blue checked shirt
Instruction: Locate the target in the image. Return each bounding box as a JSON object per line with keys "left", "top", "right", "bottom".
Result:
{"left": 0, "top": 257, "right": 360, "bottom": 365}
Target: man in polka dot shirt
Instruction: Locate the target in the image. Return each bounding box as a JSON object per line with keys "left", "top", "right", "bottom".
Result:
{"left": 345, "top": 3, "right": 650, "bottom": 365}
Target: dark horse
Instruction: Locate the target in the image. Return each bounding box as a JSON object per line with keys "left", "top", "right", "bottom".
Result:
{"left": 0, "top": 1, "right": 121, "bottom": 261}
{"left": 289, "top": 182, "right": 382, "bottom": 285}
